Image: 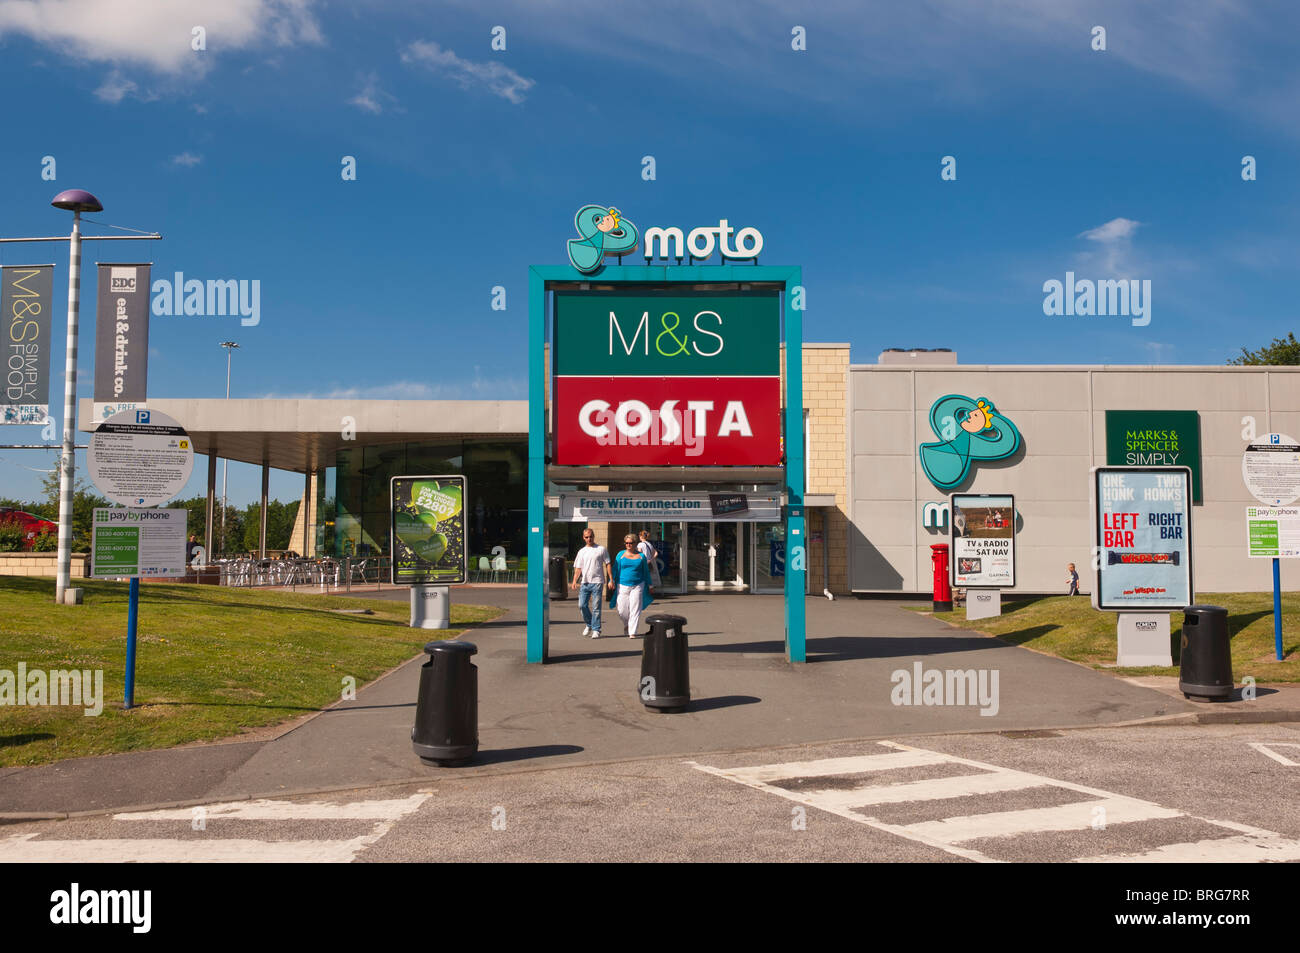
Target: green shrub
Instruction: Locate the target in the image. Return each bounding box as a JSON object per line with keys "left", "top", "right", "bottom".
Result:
{"left": 0, "top": 519, "right": 25, "bottom": 552}
{"left": 32, "top": 532, "right": 57, "bottom": 552}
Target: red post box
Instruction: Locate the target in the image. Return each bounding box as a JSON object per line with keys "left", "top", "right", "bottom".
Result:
{"left": 930, "top": 543, "right": 952, "bottom": 612}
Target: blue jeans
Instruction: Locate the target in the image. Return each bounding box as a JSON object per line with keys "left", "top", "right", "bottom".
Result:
{"left": 578, "top": 582, "right": 604, "bottom": 632}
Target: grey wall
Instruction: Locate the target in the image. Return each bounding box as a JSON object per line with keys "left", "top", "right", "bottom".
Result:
{"left": 848, "top": 365, "right": 1300, "bottom": 595}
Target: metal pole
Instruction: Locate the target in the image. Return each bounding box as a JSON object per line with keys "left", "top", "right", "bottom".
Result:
{"left": 1274, "top": 557, "right": 1284, "bottom": 661}
{"left": 124, "top": 576, "right": 140, "bottom": 708}
{"left": 54, "top": 212, "right": 81, "bottom": 604}
{"left": 221, "top": 346, "right": 231, "bottom": 553}
{"left": 259, "top": 461, "right": 269, "bottom": 559}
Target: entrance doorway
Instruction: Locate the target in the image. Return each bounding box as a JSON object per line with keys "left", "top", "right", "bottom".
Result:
{"left": 624, "top": 521, "right": 788, "bottom": 594}
{"left": 686, "top": 522, "right": 747, "bottom": 591}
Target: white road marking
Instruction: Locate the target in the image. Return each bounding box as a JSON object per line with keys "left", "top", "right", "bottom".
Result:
{"left": 694, "top": 741, "right": 1300, "bottom": 863}
{"left": 1247, "top": 742, "right": 1300, "bottom": 767}
{"left": 0, "top": 833, "right": 378, "bottom": 863}
{"left": 713, "top": 749, "right": 951, "bottom": 784}
{"left": 1, "top": 793, "right": 431, "bottom": 864}
{"left": 1072, "top": 831, "right": 1300, "bottom": 863}
{"left": 115, "top": 794, "right": 430, "bottom": 822}
{"left": 900, "top": 796, "right": 1181, "bottom": 844}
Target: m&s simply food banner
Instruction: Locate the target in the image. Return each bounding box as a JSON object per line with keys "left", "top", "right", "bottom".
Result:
{"left": 390, "top": 475, "right": 467, "bottom": 585}
{"left": 2, "top": 265, "right": 53, "bottom": 425}
{"left": 1093, "top": 467, "right": 1192, "bottom": 611}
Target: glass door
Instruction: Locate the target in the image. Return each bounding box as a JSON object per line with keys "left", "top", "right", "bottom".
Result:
{"left": 652, "top": 522, "right": 685, "bottom": 594}
{"left": 687, "top": 523, "right": 711, "bottom": 590}
{"left": 752, "top": 522, "right": 785, "bottom": 593}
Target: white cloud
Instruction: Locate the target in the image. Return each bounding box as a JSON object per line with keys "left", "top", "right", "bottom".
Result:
{"left": 401, "top": 40, "right": 535, "bottom": 104}
{"left": 1075, "top": 217, "right": 1144, "bottom": 276}
{"left": 170, "top": 151, "right": 202, "bottom": 166}
{"left": 1079, "top": 218, "right": 1141, "bottom": 243}
{"left": 94, "top": 70, "right": 137, "bottom": 102}
{"left": 348, "top": 71, "right": 397, "bottom": 114}
{"left": 0, "top": 0, "right": 323, "bottom": 75}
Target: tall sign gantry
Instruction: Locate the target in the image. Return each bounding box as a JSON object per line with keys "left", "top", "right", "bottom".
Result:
{"left": 527, "top": 260, "right": 805, "bottom": 662}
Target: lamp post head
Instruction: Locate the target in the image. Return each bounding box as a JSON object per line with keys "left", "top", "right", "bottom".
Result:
{"left": 50, "top": 189, "right": 103, "bottom": 213}
{"left": 220, "top": 341, "right": 240, "bottom": 349}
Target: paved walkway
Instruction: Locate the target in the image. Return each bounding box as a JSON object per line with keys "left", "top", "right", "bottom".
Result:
{"left": 2, "top": 588, "right": 1296, "bottom": 818}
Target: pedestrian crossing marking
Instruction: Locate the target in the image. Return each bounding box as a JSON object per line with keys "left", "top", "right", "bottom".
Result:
{"left": 693, "top": 741, "right": 1300, "bottom": 863}
{"left": 900, "top": 796, "right": 1180, "bottom": 844}
{"left": 1072, "top": 831, "right": 1300, "bottom": 863}
{"left": 115, "top": 794, "right": 429, "bottom": 822}
{"left": 0, "top": 833, "right": 379, "bottom": 863}
{"left": 0, "top": 793, "right": 431, "bottom": 864}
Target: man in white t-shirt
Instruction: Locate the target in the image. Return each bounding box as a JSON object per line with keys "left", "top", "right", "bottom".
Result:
{"left": 570, "top": 528, "right": 612, "bottom": 638}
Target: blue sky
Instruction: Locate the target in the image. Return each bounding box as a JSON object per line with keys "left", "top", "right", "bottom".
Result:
{"left": 0, "top": 0, "right": 1297, "bottom": 504}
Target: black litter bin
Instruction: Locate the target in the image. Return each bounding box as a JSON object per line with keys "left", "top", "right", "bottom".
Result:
{"left": 412, "top": 640, "right": 478, "bottom": 764}
{"left": 549, "top": 555, "right": 568, "bottom": 599}
{"left": 639, "top": 614, "right": 690, "bottom": 713}
{"left": 1179, "top": 605, "right": 1233, "bottom": 702}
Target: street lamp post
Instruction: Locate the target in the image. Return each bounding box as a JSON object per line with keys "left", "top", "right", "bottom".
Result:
{"left": 0, "top": 190, "right": 161, "bottom": 604}
{"left": 219, "top": 341, "right": 239, "bottom": 554}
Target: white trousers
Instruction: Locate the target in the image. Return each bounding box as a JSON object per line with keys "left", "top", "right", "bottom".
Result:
{"left": 616, "top": 583, "right": 644, "bottom": 636}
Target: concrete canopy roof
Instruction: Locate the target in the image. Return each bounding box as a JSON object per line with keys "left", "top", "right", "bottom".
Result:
{"left": 79, "top": 399, "right": 527, "bottom": 474}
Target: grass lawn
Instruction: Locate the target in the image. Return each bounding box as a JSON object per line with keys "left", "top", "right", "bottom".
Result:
{"left": 0, "top": 577, "right": 500, "bottom": 767}
{"left": 911, "top": 592, "right": 1299, "bottom": 681}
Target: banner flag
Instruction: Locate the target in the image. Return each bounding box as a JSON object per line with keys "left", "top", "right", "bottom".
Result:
{"left": 1, "top": 265, "right": 54, "bottom": 425}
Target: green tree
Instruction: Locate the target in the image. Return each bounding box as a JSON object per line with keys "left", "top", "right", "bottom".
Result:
{"left": 176, "top": 495, "right": 210, "bottom": 540}
{"left": 1229, "top": 332, "right": 1300, "bottom": 365}
{"left": 241, "top": 499, "right": 302, "bottom": 552}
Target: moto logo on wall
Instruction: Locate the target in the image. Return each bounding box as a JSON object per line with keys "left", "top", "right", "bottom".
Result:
{"left": 553, "top": 291, "right": 780, "bottom": 465}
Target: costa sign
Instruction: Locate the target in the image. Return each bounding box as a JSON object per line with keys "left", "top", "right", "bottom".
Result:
{"left": 555, "top": 376, "right": 779, "bottom": 466}
{"left": 553, "top": 291, "right": 779, "bottom": 466}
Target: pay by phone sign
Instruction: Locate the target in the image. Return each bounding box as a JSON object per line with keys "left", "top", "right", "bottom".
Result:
{"left": 1092, "top": 467, "right": 1193, "bottom": 611}
{"left": 91, "top": 508, "right": 187, "bottom": 578}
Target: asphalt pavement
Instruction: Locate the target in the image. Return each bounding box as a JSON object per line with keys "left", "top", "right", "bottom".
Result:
{"left": 2, "top": 586, "right": 1297, "bottom": 820}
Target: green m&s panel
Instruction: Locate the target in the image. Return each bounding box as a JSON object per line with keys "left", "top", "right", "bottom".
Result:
{"left": 1105, "top": 410, "right": 1202, "bottom": 503}
{"left": 553, "top": 291, "right": 780, "bottom": 377}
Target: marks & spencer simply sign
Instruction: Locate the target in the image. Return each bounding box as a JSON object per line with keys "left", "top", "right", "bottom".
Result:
{"left": 1105, "top": 410, "right": 1202, "bottom": 503}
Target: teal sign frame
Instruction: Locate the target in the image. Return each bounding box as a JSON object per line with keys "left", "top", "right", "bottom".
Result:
{"left": 529, "top": 263, "right": 805, "bottom": 663}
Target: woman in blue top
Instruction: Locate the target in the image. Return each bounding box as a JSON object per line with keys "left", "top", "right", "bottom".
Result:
{"left": 612, "top": 533, "right": 654, "bottom": 638}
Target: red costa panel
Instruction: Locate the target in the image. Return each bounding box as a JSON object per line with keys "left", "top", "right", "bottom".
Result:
{"left": 554, "top": 376, "right": 781, "bottom": 466}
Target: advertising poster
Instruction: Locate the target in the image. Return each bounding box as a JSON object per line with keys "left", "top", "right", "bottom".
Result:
{"left": 93, "top": 263, "right": 151, "bottom": 421}
{"left": 390, "top": 475, "right": 467, "bottom": 585}
{"left": 1093, "top": 467, "right": 1193, "bottom": 611}
{"left": 950, "top": 493, "right": 1015, "bottom": 588}
{"left": 91, "top": 508, "right": 186, "bottom": 578}
{"left": 2, "top": 265, "right": 53, "bottom": 425}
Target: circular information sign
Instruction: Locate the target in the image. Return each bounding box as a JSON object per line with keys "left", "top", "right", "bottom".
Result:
{"left": 1242, "top": 433, "right": 1300, "bottom": 507}
{"left": 88, "top": 409, "right": 195, "bottom": 507}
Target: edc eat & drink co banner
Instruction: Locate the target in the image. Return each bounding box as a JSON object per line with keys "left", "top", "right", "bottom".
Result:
{"left": 1092, "top": 466, "right": 1193, "bottom": 611}
{"left": 552, "top": 291, "right": 781, "bottom": 466}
